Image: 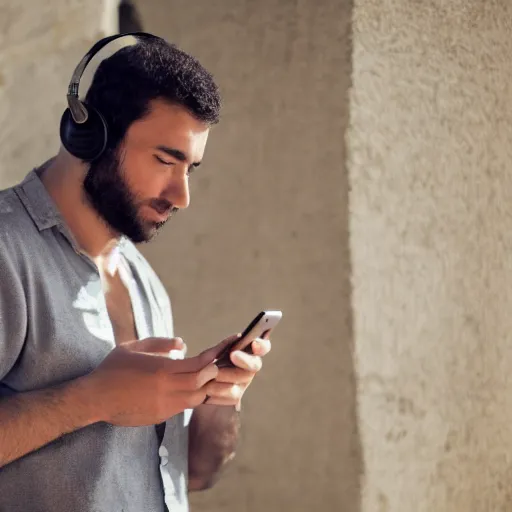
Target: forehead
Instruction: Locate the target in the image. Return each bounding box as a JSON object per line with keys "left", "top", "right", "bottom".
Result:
{"left": 125, "top": 99, "right": 210, "bottom": 158}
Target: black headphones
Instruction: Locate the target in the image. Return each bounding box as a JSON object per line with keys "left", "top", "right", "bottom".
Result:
{"left": 59, "top": 32, "right": 162, "bottom": 162}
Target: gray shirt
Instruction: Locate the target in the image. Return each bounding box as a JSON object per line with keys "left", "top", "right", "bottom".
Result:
{"left": 0, "top": 166, "right": 190, "bottom": 512}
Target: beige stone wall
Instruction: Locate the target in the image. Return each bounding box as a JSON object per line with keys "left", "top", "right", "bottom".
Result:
{"left": 136, "top": 1, "right": 359, "bottom": 511}
{"left": 0, "top": 0, "right": 118, "bottom": 188}
{"left": 349, "top": 1, "right": 512, "bottom": 511}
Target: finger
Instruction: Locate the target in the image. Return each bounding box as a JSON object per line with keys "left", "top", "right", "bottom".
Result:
{"left": 251, "top": 338, "right": 272, "bottom": 357}
{"left": 219, "top": 333, "right": 242, "bottom": 348}
{"left": 205, "top": 381, "right": 244, "bottom": 401}
{"left": 127, "top": 337, "right": 186, "bottom": 354}
{"left": 168, "top": 349, "right": 185, "bottom": 360}
{"left": 164, "top": 333, "right": 241, "bottom": 373}
{"left": 216, "top": 367, "right": 255, "bottom": 384}
{"left": 230, "top": 351, "right": 263, "bottom": 372}
{"left": 168, "top": 363, "right": 218, "bottom": 390}
{"left": 173, "top": 346, "right": 222, "bottom": 373}
{"left": 176, "top": 334, "right": 241, "bottom": 373}
{"left": 201, "top": 396, "right": 240, "bottom": 407}
{"left": 178, "top": 388, "right": 212, "bottom": 409}
{"left": 210, "top": 334, "right": 242, "bottom": 359}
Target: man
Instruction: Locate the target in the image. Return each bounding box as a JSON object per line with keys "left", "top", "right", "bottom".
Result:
{"left": 0, "top": 33, "right": 271, "bottom": 511}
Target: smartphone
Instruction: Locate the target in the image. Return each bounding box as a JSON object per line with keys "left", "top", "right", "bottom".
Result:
{"left": 215, "top": 310, "right": 282, "bottom": 369}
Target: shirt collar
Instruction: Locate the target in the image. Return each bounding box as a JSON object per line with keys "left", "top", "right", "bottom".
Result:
{"left": 14, "top": 162, "right": 134, "bottom": 264}
{"left": 14, "top": 162, "right": 63, "bottom": 232}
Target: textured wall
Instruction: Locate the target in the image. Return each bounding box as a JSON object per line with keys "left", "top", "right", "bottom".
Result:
{"left": 0, "top": 0, "right": 118, "bottom": 188}
{"left": 349, "top": 1, "right": 512, "bottom": 511}
{"left": 135, "top": 1, "right": 359, "bottom": 511}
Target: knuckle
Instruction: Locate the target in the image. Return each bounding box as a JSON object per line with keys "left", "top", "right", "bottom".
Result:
{"left": 187, "top": 390, "right": 206, "bottom": 408}
{"left": 196, "top": 366, "right": 217, "bottom": 388}
{"left": 189, "top": 373, "right": 204, "bottom": 390}
{"left": 216, "top": 368, "right": 231, "bottom": 380}
{"left": 171, "top": 336, "right": 183, "bottom": 348}
{"left": 230, "top": 384, "right": 241, "bottom": 400}
{"left": 204, "top": 380, "right": 215, "bottom": 396}
{"left": 252, "top": 357, "right": 263, "bottom": 372}
{"left": 181, "top": 371, "right": 206, "bottom": 391}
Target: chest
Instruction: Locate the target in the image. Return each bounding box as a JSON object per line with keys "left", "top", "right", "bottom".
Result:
{"left": 3, "top": 241, "right": 170, "bottom": 392}
{"left": 103, "top": 269, "right": 138, "bottom": 345}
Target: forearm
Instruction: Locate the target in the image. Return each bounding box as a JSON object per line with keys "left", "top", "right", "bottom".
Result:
{"left": 188, "top": 403, "right": 241, "bottom": 491}
{"left": 0, "top": 377, "right": 98, "bottom": 468}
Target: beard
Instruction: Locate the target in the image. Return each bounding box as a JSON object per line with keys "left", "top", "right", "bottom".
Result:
{"left": 83, "top": 147, "right": 176, "bottom": 244}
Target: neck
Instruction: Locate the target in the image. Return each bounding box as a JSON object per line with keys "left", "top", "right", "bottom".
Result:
{"left": 40, "top": 150, "right": 121, "bottom": 260}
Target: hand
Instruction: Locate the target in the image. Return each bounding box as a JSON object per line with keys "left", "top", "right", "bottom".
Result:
{"left": 204, "top": 335, "right": 272, "bottom": 409}
{"left": 80, "top": 337, "right": 220, "bottom": 427}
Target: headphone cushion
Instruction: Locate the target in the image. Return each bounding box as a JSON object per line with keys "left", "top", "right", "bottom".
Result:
{"left": 60, "top": 105, "right": 108, "bottom": 162}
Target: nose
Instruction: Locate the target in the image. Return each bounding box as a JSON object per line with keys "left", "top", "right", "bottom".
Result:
{"left": 164, "top": 170, "right": 190, "bottom": 209}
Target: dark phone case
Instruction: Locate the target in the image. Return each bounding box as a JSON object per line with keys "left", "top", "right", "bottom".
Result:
{"left": 214, "top": 312, "right": 267, "bottom": 368}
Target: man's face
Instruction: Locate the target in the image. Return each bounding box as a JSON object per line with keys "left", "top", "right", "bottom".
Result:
{"left": 83, "top": 99, "right": 210, "bottom": 243}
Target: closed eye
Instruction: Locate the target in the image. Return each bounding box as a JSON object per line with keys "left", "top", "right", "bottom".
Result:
{"left": 154, "top": 155, "right": 174, "bottom": 166}
{"left": 185, "top": 162, "right": 202, "bottom": 176}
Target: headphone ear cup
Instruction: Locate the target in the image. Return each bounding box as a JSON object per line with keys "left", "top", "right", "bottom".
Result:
{"left": 60, "top": 104, "right": 108, "bottom": 162}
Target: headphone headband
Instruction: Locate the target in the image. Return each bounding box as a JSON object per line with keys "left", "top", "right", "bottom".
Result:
{"left": 60, "top": 31, "right": 164, "bottom": 162}
{"left": 66, "top": 32, "right": 161, "bottom": 124}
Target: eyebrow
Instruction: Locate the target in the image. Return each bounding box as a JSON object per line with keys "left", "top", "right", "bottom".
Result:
{"left": 155, "top": 145, "right": 201, "bottom": 167}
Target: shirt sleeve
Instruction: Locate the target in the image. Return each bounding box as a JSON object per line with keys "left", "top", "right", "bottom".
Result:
{"left": 0, "top": 248, "right": 28, "bottom": 381}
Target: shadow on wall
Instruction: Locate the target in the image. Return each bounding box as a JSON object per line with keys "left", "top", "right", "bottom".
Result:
{"left": 118, "top": 0, "right": 144, "bottom": 33}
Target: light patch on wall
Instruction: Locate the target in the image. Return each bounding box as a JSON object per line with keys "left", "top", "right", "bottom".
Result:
{"left": 101, "top": 0, "right": 121, "bottom": 35}
{"left": 79, "top": 34, "right": 138, "bottom": 98}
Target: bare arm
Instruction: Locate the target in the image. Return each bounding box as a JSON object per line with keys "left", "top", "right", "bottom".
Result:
{"left": 0, "top": 337, "right": 217, "bottom": 469}
{"left": 0, "top": 378, "right": 97, "bottom": 468}
{"left": 186, "top": 337, "right": 271, "bottom": 491}
{"left": 187, "top": 403, "right": 240, "bottom": 491}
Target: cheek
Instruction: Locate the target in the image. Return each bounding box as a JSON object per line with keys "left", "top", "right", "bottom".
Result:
{"left": 121, "top": 151, "right": 167, "bottom": 198}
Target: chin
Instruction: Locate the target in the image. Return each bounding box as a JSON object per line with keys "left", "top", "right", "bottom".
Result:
{"left": 140, "top": 223, "right": 165, "bottom": 243}
{"left": 124, "top": 213, "right": 170, "bottom": 243}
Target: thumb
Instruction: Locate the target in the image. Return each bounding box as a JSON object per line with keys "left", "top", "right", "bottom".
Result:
{"left": 125, "top": 337, "right": 186, "bottom": 355}
{"left": 213, "top": 334, "right": 242, "bottom": 356}
{"left": 198, "top": 334, "right": 242, "bottom": 363}
{"left": 172, "top": 335, "right": 241, "bottom": 374}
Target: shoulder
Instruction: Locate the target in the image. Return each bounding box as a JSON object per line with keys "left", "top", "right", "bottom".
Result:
{"left": 0, "top": 186, "right": 34, "bottom": 232}
{"left": 0, "top": 187, "right": 39, "bottom": 265}
{"left": 0, "top": 189, "right": 29, "bottom": 313}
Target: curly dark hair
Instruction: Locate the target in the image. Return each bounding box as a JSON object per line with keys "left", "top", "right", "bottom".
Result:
{"left": 84, "top": 35, "right": 221, "bottom": 150}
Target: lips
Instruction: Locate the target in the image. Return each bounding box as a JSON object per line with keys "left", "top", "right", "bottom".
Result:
{"left": 144, "top": 201, "right": 177, "bottom": 224}
{"left": 151, "top": 202, "right": 172, "bottom": 215}
{"left": 146, "top": 205, "right": 170, "bottom": 223}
